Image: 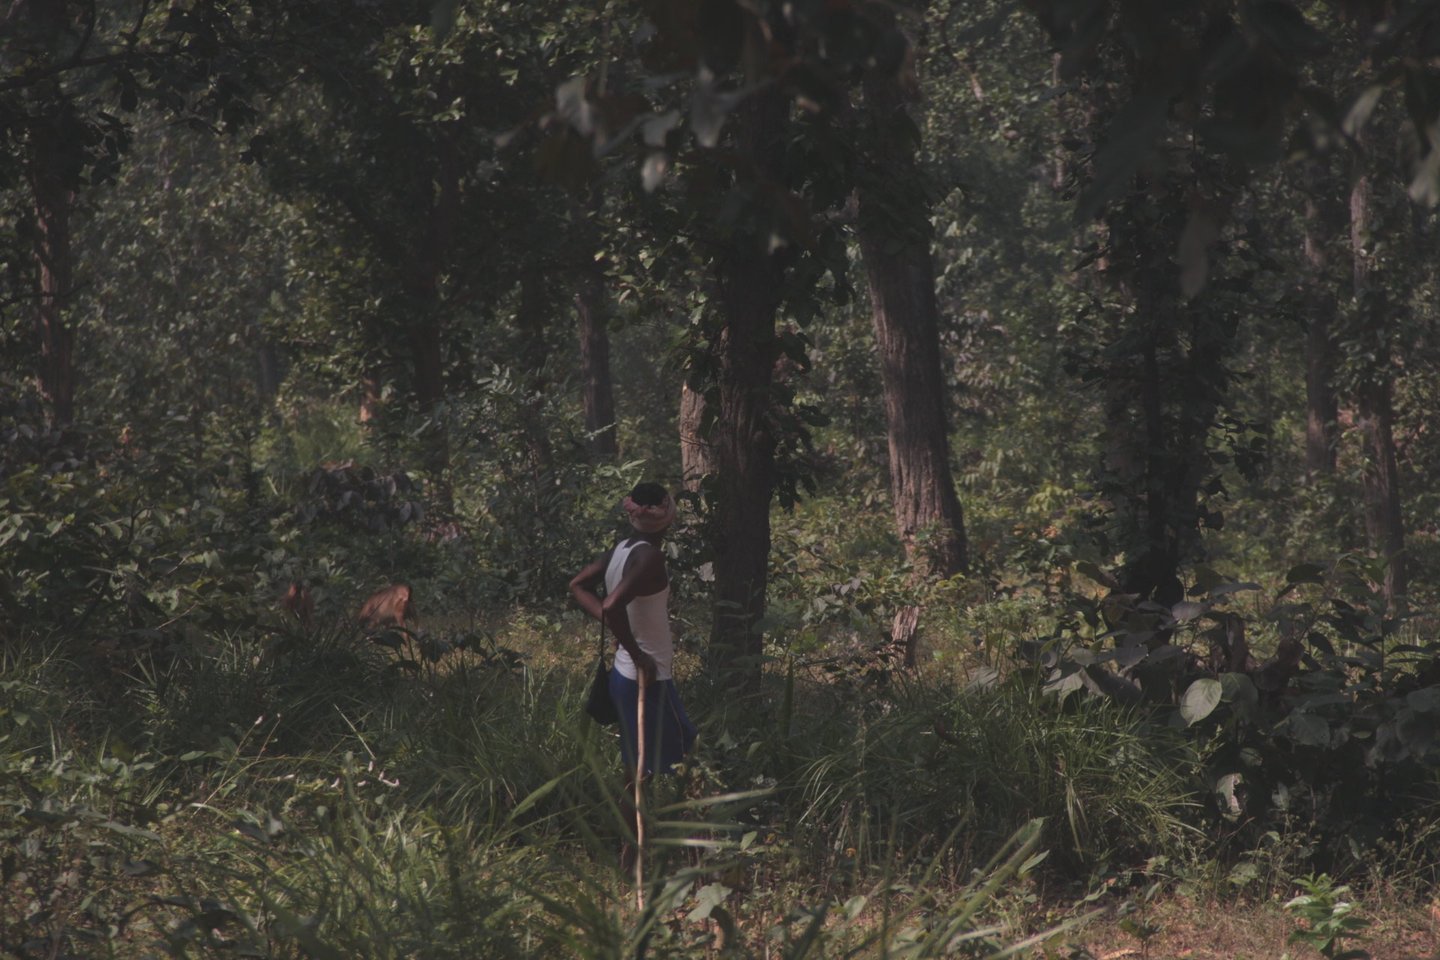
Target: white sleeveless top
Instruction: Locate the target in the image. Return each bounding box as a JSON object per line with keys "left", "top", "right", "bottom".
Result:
{"left": 605, "top": 538, "right": 673, "bottom": 681}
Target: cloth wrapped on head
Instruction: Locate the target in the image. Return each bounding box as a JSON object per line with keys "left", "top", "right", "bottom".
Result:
{"left": 623, "top": 491, "right": 675, "bottom": 534}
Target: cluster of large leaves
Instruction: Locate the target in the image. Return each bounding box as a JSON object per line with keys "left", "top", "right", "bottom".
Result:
{"left": 1040, "top": 557, "right": 1440, "bottom": 868}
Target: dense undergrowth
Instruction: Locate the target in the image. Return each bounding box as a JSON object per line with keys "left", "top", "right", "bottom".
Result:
{"left": 6, "top": 578, "right": 1439, "bottom": 958}
{"left": 2, "top": 630, "right": 1117, "bottom": 958}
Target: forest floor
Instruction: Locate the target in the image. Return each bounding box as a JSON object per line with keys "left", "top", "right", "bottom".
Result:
{"left": 1058, "top": 894, "right": 1440, "bottom": 959}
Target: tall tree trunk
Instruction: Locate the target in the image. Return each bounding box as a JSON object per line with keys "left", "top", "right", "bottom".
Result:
{"left": 1357, "top": 380, "right": 1405, "bottom": 602}
{"left": 403, "top": 129, "right": 459, "bottom": 509}
{"left": 405, "top": 304, "right": 448, "bottom": 470}
{"left": 679, "top": 380, "right": 714, "bottom": 492}
{"left": 1101, "top": 189, "right": 1216, "bottom": 611}
{"left": 516, "top": 269, "right": 554, "bottom": 473}
{"left": 1349, "top": 164, "right": 1406, "bottom": 605}
{"left": 1302, "top": 168, "right": 1339, "bottom": 476}
{"left": 857, "top": 199, "right": 968, "bottom": 578}
{"left": 30, "top": 114, "right": 75, "bottom": 426}
{"left": 1304, "top": 302, "right": 1338, "bottom": 476}
{"left": 255, "top": 341, "right": 282, "bottom": 403}
{"left": 709, "top": 89, "right": 787, "bottom": 680}
{"left": 358, "top": 369, "right": 383, "bottom": 425}
{"left": 857, "top": 70, "right": 968, "bottom": 666}
{"left": 575, "top": 255, "right": 617, "bottom": 460}
{"left": 711, "top": 269, "right": 778, "bottom": 674}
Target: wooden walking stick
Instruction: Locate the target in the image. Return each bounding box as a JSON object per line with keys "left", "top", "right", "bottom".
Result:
{"left": 634, "top": 670, "right": 647, "bottom": 909}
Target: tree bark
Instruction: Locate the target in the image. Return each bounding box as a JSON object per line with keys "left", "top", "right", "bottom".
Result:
{"left": 30, "top": 112, "right": 75, "bottom": 426}
{"left": 404, "top": 299, "right": 449, "bottom": 487}
{"left": 358, "top": 370, "right": 382, "bottom": 425}
{"left": 575, "top": 255, "right": 617, "bottom": 460}
{"left": 1304, "top": 301, "right": 1338, "bottom": 476}
{"left": 856, "top": 228, "right": 968, "bottom": 580}
{"left": 515, "top": 268, "right": 555, "bottom": 473}
{"left": 679, "top": 380, "right": 714, "bottom": 492}
{"left": 711, "top": 269, "right": 778, "bottom": 673}
{"left": 857, "top": 70, "right": 968, "bottom": 666}
{"left": 1302, "top": 169, "right": 1339, "bottom": 476}
{"left": 1349, "top": 165, "right": 1406, "bottom": 605}
{"left": 400, "top": 127, "right": 460, "bottom": 508}
{"left": 1100, "top": 188, "right": 1214, "bottom": 611}
{"left": 1357, "top": 380, "right": 1405, "bottom": 603}
{"left": 708, "top": 88, "right": 787, "bottom": 679}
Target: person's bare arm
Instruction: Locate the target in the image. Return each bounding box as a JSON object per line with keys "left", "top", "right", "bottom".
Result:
{"left": 568, "top": 555, "right": 609, "bottom": 622}
{"left": 568, "top": 551, "right": 654, "bottom": 678}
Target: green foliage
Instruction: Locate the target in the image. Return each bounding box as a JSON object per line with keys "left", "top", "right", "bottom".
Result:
{"left": 1019, "top": 556, "right": 1440, "bottom": 882}
{"left": 8, "top": 1, "right": 1440, "bottom": 951}
{"left": 784, "top": 674, "right": 1198, "bottom": 875}
{"left": 1283, "top": 873, "right": 1372, "bottom": 960}
{"left": 2, "top": 630, "right": 1093, "bottom": 959}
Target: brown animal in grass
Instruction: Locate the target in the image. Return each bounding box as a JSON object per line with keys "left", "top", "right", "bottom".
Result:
{"left": 279, "top": 581, "right": 315, "bottom": 631}
{"left": 358, "top": 583, "right": 416, "bottom": 632}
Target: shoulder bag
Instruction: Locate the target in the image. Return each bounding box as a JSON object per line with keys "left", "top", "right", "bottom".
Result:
{"left": 584, "top": 616, "right": 619, "bottom": 725}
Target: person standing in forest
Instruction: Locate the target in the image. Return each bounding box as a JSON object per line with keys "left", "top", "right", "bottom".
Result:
{"left": 568, "top": 482, "right": 697, "bottom": 850}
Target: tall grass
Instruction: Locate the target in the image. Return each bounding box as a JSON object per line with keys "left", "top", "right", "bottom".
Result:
{"left": 775, "top": 672, "right": 1200, "bottom": 882}
{"left": 2, "top": 625, "right": 1192, "bottom": 957}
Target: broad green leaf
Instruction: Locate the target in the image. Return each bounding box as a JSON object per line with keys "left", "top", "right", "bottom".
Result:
{"left": 1180, "top": 678, "right": 1222, "bottom": 725}
{"left": 687, "top": 882, "right": 732, "bottom": 922}
{"left": 1170, "top": 600, "right": 1206, "bottom": 622}
{"left": 1209, "top": 581, "right": 1262, "bottom": 597}
{"left": 1286, "top": 712, "right": 1330, "bottom": 748}
{"left": 1405, "top": 686, "right": 1440, "bottom": 713}
{"left": 1396, "top": 709, "right": 1435, "bottom": 755}
{"left": 1220, "top": 672, "right": 1259, "bottom": 721}
{"left": 1073, "top": 560, "right": 1117, "bottom": 589}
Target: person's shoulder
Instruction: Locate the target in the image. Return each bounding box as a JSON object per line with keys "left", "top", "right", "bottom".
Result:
{"left": 630, "top": 539, "right": 665, "bottom": 558}
{"left": 621, "top": 539, "right": 664, "bottom": 570}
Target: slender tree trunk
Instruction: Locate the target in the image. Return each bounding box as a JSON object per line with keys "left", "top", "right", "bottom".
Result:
{"left": 406, "top": 304, "right": 454, "bottom": 511}
{"left": 575, "top": 256, "right": 618, "bottom": 460}
{"left": 401, "top": 129, "right": 459, "bottom": 508}
{"left": 402, "top": 276, "right": 451, "bottom": 508}
{"left": 358, "top": 370, "right": 382, "bottom": 425}
{"left": 1103, "top": 189, "right": 1213, "bottom": 611}
{"left": 1133, "top": 318, "right": 1189, "bottom": 609}
{"left": 1304, "top": 304, "right": 1338, "bottom": 476}
{"left": 407, "top": 310, "right": 446, "bottom": 412}
{"left": 709, "top": 89, "right": 787, "bottom": 679}
{"left": 1050, "top": 54, "right": 1067, "bottom": 194}
{"left": 1302, "top": 170, "right": 1339, "bottom": 476}
{"left": 1349, "top": 165, "right": 1406, "bottom": 605}
{"left": 679, "top": 380, "right": 714, "bottom": 492}
{"left": 857, "top": 70, "right": 968, "bottom": 666}
{"left": 1357, "top": 380, "right": 1405, "bottom": 601}
{"left": 516, "top": 269, "right": 555, "bottom": 473}
{"left": 30, "top": 114, "right": 75, "bottom": 426}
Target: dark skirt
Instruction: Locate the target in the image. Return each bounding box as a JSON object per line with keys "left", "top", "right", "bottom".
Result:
{"left": 608, "top": 671, "right": 697, "bottom": 776}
